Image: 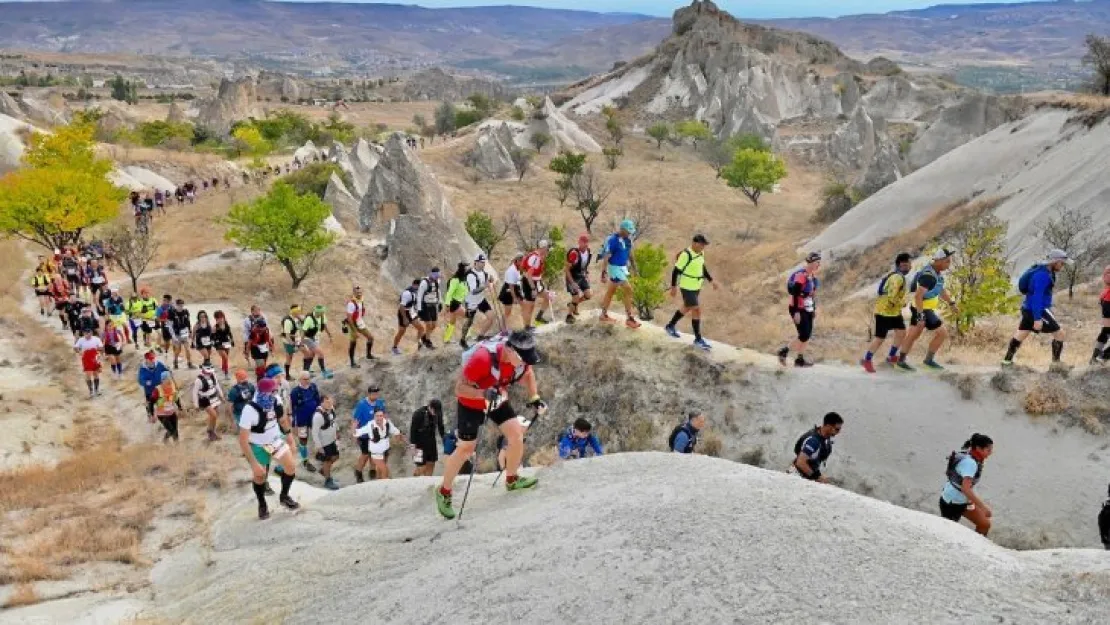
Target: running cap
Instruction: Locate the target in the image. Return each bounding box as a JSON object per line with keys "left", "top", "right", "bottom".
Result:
{"left": 265, "top": 364, "right": 284, "bottom": 379}
{"left": 932, "top": 247, "right": 956, "bottom": 261}
{"left": 805, "top": 252, "right": 822, "bottom": 264}
{"left": 619, "top": 219, "right": 636, "bottom": 234}
{"left": 430, "top": 267, "right": 441, "bottom": 276}
{"left": 258, "top": 378, "right": 277, "bottom": 394}
{"left": 290, "top": 304, "right": 301, "bottom": 313}
{"left": 693, "top": 234, "right": 709, "bottom": 245}
{"left": 144, "top": 350, "right": 156, "bottom": 361}
{"left": 1046, "top": 249, "right": 1074, "bottom": 265}
{"left": 175, "top": 299, "right": 185, "bottom": 305}
{"left": 314, "top": 305, "right": 326, "bottom": 313}
{"left": 538, "top": 240, "right": 550, "bottom": 250}
{"left": 160, "top": 371, "right": 172, "bottom": 382}
{"left": 474, "top": 253, "right": 487, "bottom": 263}
{"left": 201, "top": 361, "right": 214, "bottom": 372}
{"left": 507, "top": 330, "right": 539, "bottom": 365}
{"left": 234, "top": 369, "right": 249, "bottom": 382}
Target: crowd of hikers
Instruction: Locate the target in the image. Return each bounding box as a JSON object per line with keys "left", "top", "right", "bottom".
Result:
{"left": 32, "top": 213, "right": 1110, "bottom": 544}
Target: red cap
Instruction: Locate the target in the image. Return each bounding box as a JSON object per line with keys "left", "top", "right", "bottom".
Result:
{"left": 144, "top": 350, "right": 156, "bottom": 361}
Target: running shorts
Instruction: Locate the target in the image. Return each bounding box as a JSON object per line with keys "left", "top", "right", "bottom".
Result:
{"left": 319, "top": 443, "right": 339, "bottom": 461}
{"left": 792, "top": 309, "right": 815, "bottom": 342}
{"left": 35, "top": 289, "right": 50, "bottom": 297}
{"left": 1018, "top": 309, "right": 1061, "bottom": 334}
{"left": 104, "top": 344, "right": 123, "bottom": 357}
{"left": 873, "top": 314, "right": 906, "bottom": 339}
{"left": 499, "top": 283, "right": 517, "bottom": 307}
{"left": 680, "top": 288, "right": 700, "bottom": 309}
{"left": 566, "top": 275, "right": 590, "bottom": 295}
{"left": 448, "top": 301, "right": 463, "bottom": 313}
{"left": 418, "top": 306, "right": 438, "bottom": 323}
{"left": 520, "top": 280, "right": 536, "bottom": 302}
{"left": 198, "top": 395, "right": 222, "bottom": 410}
{"left": 413, "top": 444, "right": 438, "bottom": 466}
{"left": 397, "top": 310, "right": 415, "bottom": 328}
{"left": 283, "top": 342, "right": 298, "bottom": 356}
{"left": 1103, "top": 301, "right": 1110, "bottom": 319}
{"left": 250, "top": 345, "right": 270, "bottom": 361}
{"left": 456, "top": 399, "right": 515, "bottom": 442}
{"left": 909, "top": 307, "right": 943, "bottom": 331}
{"left": 251, "top": 439, "right": 289, "bottom": 467}
{"left": 938, "top": 497, "right": 969, "bottom": 522}
{"left": 160, "top": 325, "right": 173, "bottom": 341}
{"left": 465, "top": 299, "right": 491, "bottom": 318}
{"left": 607, "top": 265, "right": 630, "bottom": 284}
{"left": 172, "top": 329, "right": 190, "bottom": 345}
{"left": 302, "top": 338, "right": 319, "bottom": 351}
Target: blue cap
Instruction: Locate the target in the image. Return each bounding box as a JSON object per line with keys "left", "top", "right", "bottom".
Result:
{"left": 619, "top": 219, "right": 636, "bottom": 234}
{"left": 265, "top": 364, "right": 284, "bottom": 378}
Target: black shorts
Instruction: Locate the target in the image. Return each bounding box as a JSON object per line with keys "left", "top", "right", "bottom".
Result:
{"left": 35, "top": 289, "right": 50, "bottom": 297}
{"left": 520, "top": 280, "right": 536, "bottom": 302}
{"left": 466, "top": 299, "right": 491, "bottom": 318}
{"left": 357, "top": 435, "right": 370, "bottom": 456}
{"left": 1103, "top": 301, "right": 1110, "bottom": 319}
{"left": 1018, "top": 309, "right": 1061, "bottom": 334}
{"left": 448, "top": 301, "right": 463, "bottom": 313}
{"left": 499, "top": 283, "right": 517, "bottom": 307}
{"left": 319, "top": 443, "right": 339, "bottom": 461}
{"left": 909, "top": 307, "right": 943, "bottom": 331}
{"left": 397, "top": 309, "right": 415, "bottom": 328}
{"left": 65, "top": 273, "right": 80, "bottom": 285}
{"left": 105, "top": 344, "right": 122, "bottom": 356}
{"left": 414, "top": 444, "right": 439, "bottom": 466}
{"left": 418, "top": 306, "right": 438, "bottom": 323}
{"left": 140, "top": 320, "right": 153, "bottom": 333}
{"left": 249, "top": 346, "right": 270, "bottom": 361}
{"left": 566, "top": 275, "right": 590, "bottom": 295}
{"left": 874, "top": 314, "right": 906, "bottom": 339}
{"left": 456, "top": 400, "right": 515, "bottom": 442}
{"left": 939, "top": 497, "right": 969, "bottom": 522}
{"left": 680, "top": 288, "right": 700, "bottom": 309}
{"left": 792, "top": 309, "right": 814, "bottom": 342}
{"left": 90, "top": 283, "right": 104, "bottom": 295}
{"left": 161, "top": 325, "right": 173, "bottom": 341}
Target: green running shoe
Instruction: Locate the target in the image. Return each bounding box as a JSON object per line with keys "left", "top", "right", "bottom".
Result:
{"left": 505, "top": 475, "right": 539, "bottom": 491}
{"left": 922, "top": 359, "right": 945, "bottom": 371}
{"left": 1000, "top": 359, "right": 1014, "bottom": 368}
{"left": 436, "top": 490, "right": 456, "bottom": 519}
{"left": 895, "top": 361, "right": 915, "bottom": 372}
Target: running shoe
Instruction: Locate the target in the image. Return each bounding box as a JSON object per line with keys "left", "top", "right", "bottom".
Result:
{"left": 895, "top": 361, "right": 915, "bottom": 372}
{"left": 861, "top": 359, "right": 876, "bottom": 374}
{"left": 258, "top": 504, "right": 270, "bottom": 520}
{"left": 886, "top": 355, "right": 900, "bottom": 366}
{"left": 322, "top": 369, "right": 334, "bottom": 379}
{"left": 922, "top": 360, "right": 945, "bottom": 371}
{"left": 693, "top": 338, "right": 711, "bottom": 351}
{"left": 279, "top": 496, "right": 300, "bottom": 511}
{"left": 350, "top": 362, "right": 361, "bottom": 369}
{"left": 599, "top": 313, "right": 616, "bottom": 324}
{"left": 1001, "top": 359, "right": 1014, "bottom": 368}
{"left": 324, "top": 478, "right": 339, "bottom": 491}
{"left": 302, "top": 460, "right": 317, "bottom": 473}
{"left": 794, "top": 357, "right": 814, "bottom": 368}
{"left": 565, "top": 314, "right": 576, "bottom": 325}
{"left": 665, "top": 325, "right": 681, "bottom": 339}
{"left": 263, "top": 483, "right": 276, "bottom": 496}
{"left": 777, "top": 347, "right": 789, "bottom": 367}
{"left": 391, "top": 347, "right": 402, "bottom": 356}
{"left": 207, "top": 430, "right": 219, "bottom": 442}
{"left": 436, "top": 490, "right": 456, "bottom": 519}
{"left": 625, "top": 317, "right": 641, "bottom": 329}
{"left": 506, "top": 476, "right": 538, "bottom": 491}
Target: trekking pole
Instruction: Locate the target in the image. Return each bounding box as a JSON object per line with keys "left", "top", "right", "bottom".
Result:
{"left": 455, "top": 421, "right": 483, "bottom": 524}
{"left": 487, "top": 283, "right": 507, "bottom": 335}
{"left": 492, "top": 405, "right": 542, "bottom": 488}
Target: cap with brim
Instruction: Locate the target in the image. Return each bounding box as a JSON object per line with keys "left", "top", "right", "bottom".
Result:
{"left": 619, "top": 219, "right": 636, "bottom": 234}
{"left": 805, "top": 252, "right": 822, "bottom": 264}
{"left": 932, "top": 247, "right": 956, "bottom": 261}
{"left": 144, "top": 350, "right": 156, "bottom": 361}
{"left": 368, "top": 385, "right": 380, "bottom": 393}
{"left": 507, "top": 331, "right": 540, "bottom": 365}
{"left": 314, "top": 305, "right": 326, "bottom": 313}
{"left": 474, "top": 253, "right": 487, "bottom": 263}
{"left": 1047, "top": 249, "right": 1074, "bottom": 265}
{"left": 258, "top": 378, "right": 277, "bottom": 394}
{"left": 234, "top": 369, "right": 249, "bottom": 382}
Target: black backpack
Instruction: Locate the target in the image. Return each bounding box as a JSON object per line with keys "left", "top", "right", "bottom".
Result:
{"left": 794, "top": 427, "right": 818, "bottom": 455}
{"left": 668, "top": 422, "right": 696, "bottom": 452}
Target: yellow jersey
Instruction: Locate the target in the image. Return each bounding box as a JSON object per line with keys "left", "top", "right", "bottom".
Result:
{"left": 874, "top": 271, "right": 908, "bottom": 317}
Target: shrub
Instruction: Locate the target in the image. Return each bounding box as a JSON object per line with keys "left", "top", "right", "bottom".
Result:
{"left": 282, "top": 162, "right": 353, "bottom": 200}
{"left": 647, "top": 122, "right": 671, "bottom": 149}
{"left": 465, "top": 211, "right": 508, "bottom": 257}
{"left": 721, "top": 148, "right": 787, "bottom": 206}
{"left": 510, "top": 105, "right": 525, "bottom": 121}
{"left": 1023, "top": 379, "right": 1069, "bottom": 415}
{"left": 602, "top": 146, "right": 623, "bottom": 170}
{"left": 630, "top": 242, "right": 668, "bottom": 320}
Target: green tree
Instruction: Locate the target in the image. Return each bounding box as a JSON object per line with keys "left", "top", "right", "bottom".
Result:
{"left": 647, "top": 123, "right": 671, "bottom": 149}
{"left": 549, "top": 150, "right": 586, "bottom": 206}
{"left": 412, "top": 113, "right": 428, "bottom": 132}
{"left": 530, "top": 131, "right": 551, "bottom": 153}
{"left": 464, "top": 210, "right": 509, "bottom": 257}
{"left": 605, "top": 115, "right": 623, "bottom": 145}
{"left": 0, "top": 167, "right": 125, "bottom": 251}
{"left": 542, "top": 225, "right": 567, "bottom": 286}
{"left": 322, "top": 112, "right": 356, "bottom": 144}
{"left": 231, "top": 125, "right": 271, "bottom": 158}
{"left": 466, "top": 93, "right": 496, "bottom": 118}
{"left": 602, "top": 146, "right": 623, "bottom": 171}
{"left": 721, "top": 148, "right": 787, "bottom": 207}
{"left": 136, "top": 120, "right": 194, "bottom": 147}
{"left": 454, "top": 109, "right": 483, "bottom": 129}
{"left": 223, "top": 182, "right": 337, "bottom": 288}
{"left": 510, "top": 105, "right": 525, "bottom": 121}
{"left": 630, "top": 242, "right": 668, "bottom": 320}
{"left": 108, "top": 74, "right": 137, "bottom": 104}
{"left": 282, "top": 162, "right": 353, "bottom": 200}
{"left": 434, "top": 101, "right": 457, "bottom": 135}
{"left": 733, "top": 133, "right": 770, "bottom": 152}
{"left": 943, "top": 214, "right": 1020, "bottom": 334}
{"left": 675, "top": 119, "right": 711, "bottom": 148}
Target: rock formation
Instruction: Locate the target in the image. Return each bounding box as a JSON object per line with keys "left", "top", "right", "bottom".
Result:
{"left": 197, "top": 77, "right": 260, "bottom": 135}
{"left": 0, "top": 92, "right": 22, "bottom": 120}
{"left": 293, "top": 140, "right": 318, "bottom": 164}
{"left": 401, "top": 67, "right": 506, "bottom": 101}
{"left": 256, "top": 71, "right": 311, "bottom": 103}
{"left": 906, "top": 92, "right": 1023, "bottom": 171}
{"left": 466, "top": 123, "right": 517, "bottom": 179}
{"left": 323, "top": 172, "right": 360, "bottom": 231}
{"left": 348, "top": 138, "right": 381, "bottom": 192}
{"left": 532, "top": 97, "right": 601, "bottom": 153}
{"left": 0, "top": 113, "right": 32, "bottom": 172}
{"left": 359, "top": 134, "right": 481, "bottom": 287}
{"left": 166, "top": 101, "right": 187, "bottom": 123}
{"left": 13, "top": 94, "right": 69, "bottom": 127}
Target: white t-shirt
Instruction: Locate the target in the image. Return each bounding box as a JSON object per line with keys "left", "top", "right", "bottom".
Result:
{"left": 356, "top": 419, "right": 400, "bottom": 455}
{"left": 346, "top": 300, "right": 366, "bottom": 328}
{"left": 238, "top": 396, "right": 285, "bottom": 446}
{"left": 74, "top": 336, "right": 103, "bottom": 353}
{"left": 503, "top": 263, "right": 521, "bottom": 286}
{"left": 464, "top": 269, "right": 493, "bottom": 308}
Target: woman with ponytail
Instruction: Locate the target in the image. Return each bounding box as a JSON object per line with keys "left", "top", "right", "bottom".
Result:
{"left": 940, "top": 433, "right": 994, "bottom": 535}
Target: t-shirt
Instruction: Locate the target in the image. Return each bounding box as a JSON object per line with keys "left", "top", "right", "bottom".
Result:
{"left": 523, "top": 252, "right": 545, "bottom": 280}
{"left": 74, "top": 336, "right": 103, "bottom": 370}
{"left": 464, "top": 270, "right": 491, "bottom": 308}
{"left": 602, "top": 234, "right": 632, "bottom": 267}
{"left": 503, "top": 263, "right": 522, "bottom": 286}
{"left": 445, "top": 278, "right": 468, "bottom": 304}
{"left": 353, "top": 397, "right": 387, "bottom": 429}
{"left": 874, "top": 272, "right": 908, "bottom": 317}
{"left": 458, "top": 344, "right": 527, "bottom": 410}
{"left": 941, "top": 455, "right": 979, "bottom": 505}
{"left": 797, "top": 431, "right": 833, "bottom": 475}
{"left": 238, "top": 396, "right": 286, "bottom": 446}
{"left": 355, "top": 419, "right": 400, "bottom": 455}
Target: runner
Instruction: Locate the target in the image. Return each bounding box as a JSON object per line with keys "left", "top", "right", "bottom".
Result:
{"left": 61, "top": 251, "right": 81, "bottom": 298}
{"left": 238, "top": 377, "right": 300, "bottom": 519}
{"left": 1091, "top": 266, "right": 1110, "bottom": 365}
{"left": 301, "top": 306, "right": 333, "bottom": 378}
{"left": 664, "top": 234, "right": 718, "bottom": 350}
{"left": 31, "top": 265, "right": 52, "bottom": 316}
{"left": 85, "top": 259, "right": 107, "bottom": 306}
{"left": 498, "top": 253, "right": 525, "bottom": 330}
{"left": 102, "top": 317, "right": 126, "bottom": 378}
{"left": 192, "top": 310, "right": 215, "bottom": 366}
{"left": 355, "top": 410, "right": 405, "bottom": 480}
{"left": 939, "top": 433, "right": 994, "bottom": 536}
{"left": 409, "top": 399, "right": 445, "bottom": 477}
{"left": 228, "top": 369, "right": 257, "bottom": 430}
{"left": 435, "top": 330, "right": 545, "bottom": 520}
{"left": 897, "top": 248, "right": 958, "bottom": 372}
{"left": 73, "top": 328, "right": 104, "bottom": 399}
{"left": 792, "top": 413, "right": 844, "bottom": 482}
{"left": 290, "top": 371, "right": 321, "bottom": 473}
{"left": 151, "top": 371, "right": 183, "bottom": 443}
{"left": 241, "top": 304, "right": 266, "bottom": 360}
{"left": 392, "top": 279, "right": 427, "bottom": 355}
{"left": 70, "top": 299, "right": 98, "bottom": 338}
{"left": 521, "top": 242, "right": 550, "bottom": 329}
{"left": 598, "top": 220, "right": 642, "bottom": 329}
{"left": 351, "top": 385, "right": 387, "bottom": 483}
{"left": 343, "top": 286, "right": 375, "bottom": 368}
{"left": 191, "top": 361, "right": 225, "bottom": 442}
{"left": 154, "top": 189, "right": 164, "bottom": 214}
{"left": 138, "top": 350, "right": 170, "bottom": 423}
{"left": 169, "top": 299, "right": 195, "bottom": 370}
{"left": 156, "top": 294, "right": 174, "bottom": 354}
{"left": 777, "top": 252, "right": 822, "bottom": 368}
{"left": 247, "top": 317, "right": 274, "bottom": 380}
{"left": 280, "top": 305, "right": 310, "bottom": 377}
{"left": 442, "top": 263, "right": 470, "bottom": 344}
{"left": 861, "top": 253, "right": 913, "bottom": 373}
{"left": 264, "top": 364, "right": 291, "bottom": 409}
{"left": 557, "top": 418, "right": 604, "bottom": 460}
{"left": 133, "top": 288, "right": 158, "bottom": 348}
{"left": 211, "top": 311, "right": 235, "bottom": 379}
{"left": 460, "top": 254, "right": 498, "bottom": 350}
{"left": 311, "top": 395, "right": 341, "bottom": 490}
{"left": 415, "top": 267, "right": 442, "bottom": 350}
{"left": 564, "top": 234, "right": 592, "bottom": 325}
{"left": 1002, "top": 249, "right": 1071, "bottom": 367}
{"left": 103, "top": 288, "right": 131, "bottom": 346}
{"left": 49, "top": 274, "right": 69, "bottom": 327}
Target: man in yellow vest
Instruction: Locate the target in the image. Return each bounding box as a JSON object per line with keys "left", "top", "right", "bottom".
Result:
{"left": 664, "top": 234, "right": 719, "bottom": 350}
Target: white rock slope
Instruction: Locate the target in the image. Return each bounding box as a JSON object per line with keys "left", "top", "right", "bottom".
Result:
{"left": 145, "top": 454, "right": 1110, "bottom": 624}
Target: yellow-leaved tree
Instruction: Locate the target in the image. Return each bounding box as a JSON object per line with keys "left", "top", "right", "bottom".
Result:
{"left": 0, "top": 122, "right": 124, "bottom": 250}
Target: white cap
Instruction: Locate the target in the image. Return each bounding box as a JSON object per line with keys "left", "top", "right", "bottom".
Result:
{"left": 932, "top": 247, "right": 956, "bottom": 261}
{"left": 1047, "top": 249, "right": 1074, "bottom": 265}
{"left": 538, "top": 240, "right": 550, "bottom": 250}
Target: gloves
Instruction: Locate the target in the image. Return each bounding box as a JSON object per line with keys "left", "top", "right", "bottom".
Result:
{"left": 484, "top": 388, "right": 504, "bottom": 410}
{"left": 527, "top": 396, "right": 548, "bottom": 414}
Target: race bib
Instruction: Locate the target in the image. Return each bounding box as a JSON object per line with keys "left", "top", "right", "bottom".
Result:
{"left": 355, "top": 320, "right": 367, "bottom": 330}
{"left": 413, "top": 448, "right": 424, "bottom": 464}
{"left": 257, "top": 344, "right": 269, "bottom": 354}
{"left": 178, "top": 329, "right": 191, "bottom": 339}
{"left": 220, "top": 342, "right": 232, "bottom": 350}
{"left": 200, "top": 337, "right": 212, "bottom": 346}
{"left": 803, "top": 297, "right": 815, "bottom": 313}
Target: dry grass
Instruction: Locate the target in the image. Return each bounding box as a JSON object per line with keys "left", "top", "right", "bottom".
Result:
{"left": 2, "top": 584, "right": 39, "bottom": 608}
{"left": 698, "top": 431, "right": 723, "bottom": 458}
{"left": 100, "top": 145, "right": 230, "bottom": 168}
{"left": 1023, "top": 378, "right": 1070, "bottom": 416}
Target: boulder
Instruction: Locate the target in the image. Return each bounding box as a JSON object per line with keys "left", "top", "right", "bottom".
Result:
{"left": 293, "top": 140, "right": 318, "bottom": 163}
{"left": 907, "top": 93, "right": 1022, "bottom": 170}
{"left": 197, "top": 77, "right": 260, "bottom": 135}
{"left": 349, "top": 138, "right": 381, "bottom": 191}
{"left": 359, "top": 134, "right": 481, "bottom": 288}
{"left": 531, "top": 97, "right": 601, "bottom": 153}
{"left": 323, "top": 172, "right": 360, "bottom": 231}
{"left": 166, "top": 101, "right": 187, "bottom": 123}
{"left": 0, "top": 92, "right": 22, "bottom": 120}
{"left": 329, "top": 142, "right": 366, "bottom": 196}
{"left": 466, "top": 122, "right": 517, "bottom": 180}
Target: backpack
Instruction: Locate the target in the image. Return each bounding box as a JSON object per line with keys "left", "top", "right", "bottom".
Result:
{"left": 461, "top": 336, "right": 509, "bottom": 380}
{"left": 794, "top": 428, "right": 819, "bottom": 455}
{"left": 786, "top": 269, "right": 806, "bottom": 295}
{"left": 669, "top": 422, "right": 696, "bottom": 452}
{"left": 876, "top": 271, "right": 902, "bottom": 297}
{"left": 1017, "top": 264, "right": 1044, "bottom": 295}
{"left": 946, "top": 450, "right": 981, "bottom": 492}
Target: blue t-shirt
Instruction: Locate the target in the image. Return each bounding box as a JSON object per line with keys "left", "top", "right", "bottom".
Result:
{"left": 353, "top": 397, "right": 387, "bottom": 429}
{"left": 941, "top": 455, "right": 979, "bottom": 505}
{"left": 602, "top": 234, "right": 633, "bottom": 268}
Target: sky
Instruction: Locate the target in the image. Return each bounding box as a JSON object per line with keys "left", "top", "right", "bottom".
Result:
{"left": 0, "top": 0, "right": 1051, "bottom": 19}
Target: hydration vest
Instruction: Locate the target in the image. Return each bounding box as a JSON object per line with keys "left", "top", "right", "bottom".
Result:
{"left": 302, "top": 314, "right": 320, "bottom": 339}
{"left": 669, "top": 421, "right": 698, "bottom": 453}
{"left": 246, "top": 399, "right": 280, "bottom": 434}
{"left": 419, "top": 278, "right": 440, "bottom": 305}
{"left": 911, "top": 265, "right": 945, "bottom": 301}
{"left": 946, "top": 451, "right": 982, "bottom": 493}
{"left": 676, "top": 248, "right": 706, "bottom": 291}
{"left": 198, "top": 372, "right": 218, "bottom": 398}
{"left": 399, "top": 286, "right": 418, "bottom": 310}
{"left": 567, "top": 248, "right": 591, "bottom": 278}
{"left": 282, "top": 315, "right": 300, "bottom": 340}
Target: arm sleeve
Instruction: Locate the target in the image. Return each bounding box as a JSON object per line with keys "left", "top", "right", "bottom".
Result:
{"left": 670, "top": 267, "right": 681, "bottom": 288}
{"left": 703, "top": 267, "right": 713, "bottom": 282}
{"left": 557, "top": 433, "right": 572, "bottom": 459}
{"left": 416, "top": 280, "right": 429, "bottom": 304}
{"left": 672, "top": 431, "right": 690, "bottom": 453}
{"left": 436, "top": 411, "right": 446, "bottom": 439}
{"left": 589, "top": 435, "right": 604, "bottom": 456}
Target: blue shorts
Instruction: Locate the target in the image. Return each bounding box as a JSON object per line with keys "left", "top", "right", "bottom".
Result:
{"left": 607, "top": 265, "right": 630, "bottom": 283}
{"left": 293, "top": 410, "right": 315, "bottom": 429}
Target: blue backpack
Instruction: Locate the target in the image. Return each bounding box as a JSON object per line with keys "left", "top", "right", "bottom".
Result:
{"left": 1017, "top": 264, "right": 1044, "bottom": 295}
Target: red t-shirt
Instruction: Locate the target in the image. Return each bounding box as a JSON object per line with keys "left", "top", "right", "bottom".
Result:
{"left": 1101, "top": 286, "right": 1110, "bottom": 303}
{"left": 523, "top": 252, "right": 545, "bottom": 280}
{"left": 458, "top": 345, "right": 527, "bottom": 410}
